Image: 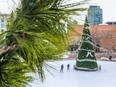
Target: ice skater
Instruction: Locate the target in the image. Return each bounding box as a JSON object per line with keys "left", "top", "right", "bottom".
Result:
{"left": 67, "top": 64, "right": 70, "bottom": 70}
{"left": 60, "top": 64, "right": 64, "bottom": 72}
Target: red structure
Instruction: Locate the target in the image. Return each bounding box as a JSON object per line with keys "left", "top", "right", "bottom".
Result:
{"left": 73, "top": 24, "right": 116, "bottom": 52}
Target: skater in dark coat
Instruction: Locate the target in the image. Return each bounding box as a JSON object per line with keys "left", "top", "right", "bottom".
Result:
{"left": 67, "top": 64, "right": 70, "bottom": 70}
{"left": 60, "top": 64, "right": 64, "bottom": 72}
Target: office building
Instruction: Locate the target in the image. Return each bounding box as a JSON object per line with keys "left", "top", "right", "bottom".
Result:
{"left": 88, "top": 5, "right": 103, "bottom": 25}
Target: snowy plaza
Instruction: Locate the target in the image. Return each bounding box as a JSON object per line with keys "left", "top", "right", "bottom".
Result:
{"left": 29, "top": 60, "right": 116, "bottom": 87}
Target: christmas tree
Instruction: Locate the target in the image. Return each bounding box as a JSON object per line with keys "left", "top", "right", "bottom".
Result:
{"left": 75, "top": 17, "right": 98, "bottom": 71}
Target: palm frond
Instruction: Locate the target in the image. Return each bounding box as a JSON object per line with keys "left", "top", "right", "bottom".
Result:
{"left": 0, "top": 0, "right": 90, "bottom": 86}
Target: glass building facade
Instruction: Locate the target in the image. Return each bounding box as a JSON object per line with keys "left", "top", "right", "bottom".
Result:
{"left": 88, "top": 6, "right": 103, "bottom": 25}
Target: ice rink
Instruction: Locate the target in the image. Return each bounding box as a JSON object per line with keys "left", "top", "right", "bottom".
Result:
{"left": 29, "top": 60, "right": 116, "bottom": 87}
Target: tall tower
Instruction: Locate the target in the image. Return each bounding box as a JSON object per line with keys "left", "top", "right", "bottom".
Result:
{"left": 88, "top": 5, "right": 103, "bottom": 25}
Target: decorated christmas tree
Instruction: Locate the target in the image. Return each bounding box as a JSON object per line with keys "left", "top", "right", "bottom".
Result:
{"left": 75, "top": 16, "right": 98, "bottom": 71}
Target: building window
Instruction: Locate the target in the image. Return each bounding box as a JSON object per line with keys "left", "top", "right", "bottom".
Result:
{"left": 1, "top": 24, "right": 4, "bottom": 28}
{"left": 1, "top": 18, "right": 4, "bottom": 22}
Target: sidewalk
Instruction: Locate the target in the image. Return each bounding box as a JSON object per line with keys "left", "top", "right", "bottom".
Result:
{"left": 62, "top": 58, "right": 116, "bottom": 62}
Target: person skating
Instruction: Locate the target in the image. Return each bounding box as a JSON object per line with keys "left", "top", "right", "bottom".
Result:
{"left": 60, "top": 64, "right": 64, "bottom": 72}
{"left": 67, "top": 64, "right": 70, "bottom": 70}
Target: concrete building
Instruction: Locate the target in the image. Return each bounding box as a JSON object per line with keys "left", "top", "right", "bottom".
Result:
{"left": 88, "top": 5, "right": 103, "bottom": 25}
{"left": 0, "top": 14, "right": 10, "bottom": 32}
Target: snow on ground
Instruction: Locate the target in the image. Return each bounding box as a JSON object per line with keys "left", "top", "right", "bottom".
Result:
{"left": 29, "top": 60, "right": 116, "bottom": 87}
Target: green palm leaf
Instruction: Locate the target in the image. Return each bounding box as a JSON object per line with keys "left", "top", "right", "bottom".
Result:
{"left": 0, "top": 0, "right": 90, "bottom": 86}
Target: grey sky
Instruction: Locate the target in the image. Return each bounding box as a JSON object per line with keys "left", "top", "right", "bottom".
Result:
{"left": 0, "top": 0, "right": 116, "bottom": 23}
{"left": 90, "top": 0, "right": 116, "bottom": 23}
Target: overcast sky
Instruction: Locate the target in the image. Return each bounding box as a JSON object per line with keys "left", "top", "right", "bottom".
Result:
{"left": 0, "top": 0, "right": 116, "bottom": 23}
{"left": 90, "top": 0, "right": 116, "bottom": 23}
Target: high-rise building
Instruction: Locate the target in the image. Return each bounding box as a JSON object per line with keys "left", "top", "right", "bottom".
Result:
{"left": 88, "top": 5, "right": 103, "bottom": 25}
